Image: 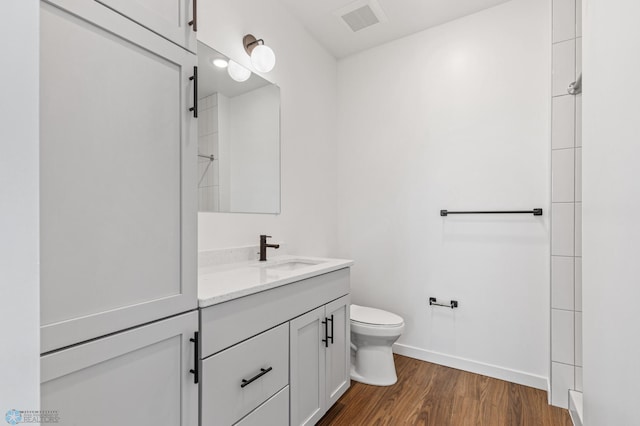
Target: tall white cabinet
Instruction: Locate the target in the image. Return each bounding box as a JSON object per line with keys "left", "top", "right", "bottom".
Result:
{"left": 40, "top": 0, "right": 197, "bottom": 353}
{"left": 39, "top": 0, "right": 199, "bottom": 423}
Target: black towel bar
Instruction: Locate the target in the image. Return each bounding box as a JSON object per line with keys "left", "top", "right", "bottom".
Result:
{"left": 440, "top": 208, "right": 543, "bottom": 217}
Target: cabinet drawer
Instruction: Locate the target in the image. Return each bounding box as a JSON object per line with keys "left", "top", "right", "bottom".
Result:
{"left": 235, "top": 386, "right": 289, "bottom": 426}
{"left": 201, "top": 268, "right": 350, "bottom": 357}
{"left": 201, "top": 323, "right": 289, "bottom": 426}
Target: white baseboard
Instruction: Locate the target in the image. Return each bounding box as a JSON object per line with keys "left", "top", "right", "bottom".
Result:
{"left": 393, "top": 343, "right": 548, "bottom": 390}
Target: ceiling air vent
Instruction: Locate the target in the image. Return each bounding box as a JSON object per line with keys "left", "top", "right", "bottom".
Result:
{"left": 335, "top": 0, "right": 388, "bottom": 33}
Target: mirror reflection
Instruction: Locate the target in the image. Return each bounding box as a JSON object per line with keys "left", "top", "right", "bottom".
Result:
{"left": 197, "top": 41, "right": 280, "bottom": 214}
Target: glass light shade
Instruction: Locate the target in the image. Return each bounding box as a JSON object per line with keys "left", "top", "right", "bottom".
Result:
{"left": 251, "top": 45, "right": 276, "bottom": 73}
{"left": 227, "top": 60, "right": 251, "bottom": 82}
{"left": 212, "top": 58, "right": 228, "bottom": 68}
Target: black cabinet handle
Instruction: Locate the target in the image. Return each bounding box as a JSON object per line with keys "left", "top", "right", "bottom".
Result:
{"left": 189, "top": 331, "right": 199, "bottom": 384}
{"left": 188, "top": 0, "right": 197, "bottom": 32}
{"left": 241, "top": 367, "right": 273, "bottom": 388}
{"left": 327, "top": 315, "right": 334, "bottom": 344}
{"left": 189, "top": 66, "right": 198, "bottom": 118}
{"left": 321, "top": 318, "right": 328, "bottom": 348}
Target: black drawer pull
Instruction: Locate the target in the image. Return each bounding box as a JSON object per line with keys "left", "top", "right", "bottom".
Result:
{"left": 189, "top": 331, "right": 199, "bottom": 384}
{"left": 189, "top": 66, "right": 198, "bottom": 118}
{"left": 321, "top": 318, "right": 328, "bottom": 348}
{"left": 327, "top": 315, "right": 334, "bottom": 344}
{"left": 241, "top": 367, "right": 273, "bottom": 388}
{"left": 188, "top": 0, "right": 197, "bottom": 32}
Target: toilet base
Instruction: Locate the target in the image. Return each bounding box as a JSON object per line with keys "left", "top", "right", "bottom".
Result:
{"left": 350, "top": 345, "right": 398, "bottom": 386}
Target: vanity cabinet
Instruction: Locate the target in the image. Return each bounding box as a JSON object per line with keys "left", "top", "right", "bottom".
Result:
{"left": 40, "top": 0, "right": 198, "bottom": 353}
{"left": 199, "top": 268, "right": 351, "bottom": 425}
{"left": 290, "top": 295, "right": 350, "bottom": 426}
{"left": 92, "top": 0, "right": 197, "bottom": 52}
{"left": 40, "top": 311, "right": 199, "bottom": 426}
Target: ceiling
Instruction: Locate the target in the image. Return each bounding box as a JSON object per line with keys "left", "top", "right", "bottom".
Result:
{"left": 277, "top": 0, "right": 513, "bottom": 58}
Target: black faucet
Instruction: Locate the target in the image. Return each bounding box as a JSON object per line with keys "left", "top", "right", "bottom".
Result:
{"left": 259, "top": 235, "right": 280, "bottom": 261}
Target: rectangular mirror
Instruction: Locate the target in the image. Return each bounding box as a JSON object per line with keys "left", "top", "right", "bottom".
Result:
{"left": 197, "top": 41, "right": 280, "bottom": 214}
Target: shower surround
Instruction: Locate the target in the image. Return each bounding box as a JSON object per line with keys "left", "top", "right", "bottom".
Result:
{"left": 550, "top": 0, "right": 582, "bottom": 410}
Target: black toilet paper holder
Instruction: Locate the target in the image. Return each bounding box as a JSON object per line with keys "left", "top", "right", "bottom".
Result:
{"left": 429, "top": 297, "right": 459, "bottom": 309}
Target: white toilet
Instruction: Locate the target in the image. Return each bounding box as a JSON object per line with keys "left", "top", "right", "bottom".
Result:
{"left": 350, "top": 304, "right": 405, "bottom": 386}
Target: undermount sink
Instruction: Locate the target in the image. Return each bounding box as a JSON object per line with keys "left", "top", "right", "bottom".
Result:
{"left": 260, "top": 259, "right": 323, "bottom": 271}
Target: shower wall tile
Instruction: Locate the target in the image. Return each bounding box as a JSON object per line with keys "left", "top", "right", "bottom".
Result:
{"left": 211, "top": 105, "right": 219, "bottom": 133}
{"left": 575, "top": 367, "right": 583, "bottom": 391}
{"left": 198, "top": 160, "right": 212, "bottom": 187}
{"left": 575, "top": 148, "right": 582, "bottom": 202}
{"left": 552, "top": 148, "right": 575, "bottom": 202}
{"left": 553, "top": 40, "right": 576, "bottom": 96}
{"left": 575, "top": 203, "right": 582, "bottom": 256}
{"left": 576, "top": 38, "right": 582, "bottom": 76}
{"left": 553, "top": 0, "right": 576, "bottom": 43}
{"left": 552, "top": 362, "right": 575, "bottom": 408}
{"left": 552, "top": 309, "right": 575, "bottom": 364}
{"left": 211, "top": 186, "right": 220, "bottom": 211}
{"left": 552, "top": 256, "right": 574, "bottom": 310}
{"left": 576, "top": 94, "right": 582, "bottom": 146}
{"left": 552, "top": 96, "right": 575, "bottom": 149}
{"left": 198, "top": 186, "right": 213, "bottom": 211}
{"left": 576, "top": 0, "right": 582, "bottom": 37}
{"left": 211, "top": 160, "right": 220, "bottom": 186}
{"left": 575, "top": 257, "right": 582, "bottom": 311}
{"left": 551, "top": 0, "right": 581, "bottom": 407}
{"left": 552, "top": 203, "right": 575, "bottom": 256}
{"left": 575, "top": 312, "right": 582, "bottom": 366}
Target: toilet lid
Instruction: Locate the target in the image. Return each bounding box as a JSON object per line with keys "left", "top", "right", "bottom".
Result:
{"left": 351, "top": 304, "right": 403, "bottom": 326}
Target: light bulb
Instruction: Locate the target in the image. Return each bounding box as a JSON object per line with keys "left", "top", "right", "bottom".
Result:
{"left": 251, "top": 45, "right": 276, "bottom": 73}
{"left": 227, "top": 60, "right": 251, "bottom": 82}
{"left": 212, "top": 58, "right": 228, "bottom": 68}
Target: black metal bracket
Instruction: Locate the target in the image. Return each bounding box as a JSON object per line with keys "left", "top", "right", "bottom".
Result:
{"left": 429, "top": 297, "right": 459, "bottom": 309}
{"left": 440, "top": 209, "right": 542, "bottom": 217}
{"left": 189, "top": 331, "right": 199, "bottom": 384}
{"left": 241, "top": 367, "right": 273, "bottom": 388}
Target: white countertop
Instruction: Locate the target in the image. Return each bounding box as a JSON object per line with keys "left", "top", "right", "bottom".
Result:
{"left": 198, "top": 255, "right": 354, "bottom": 308}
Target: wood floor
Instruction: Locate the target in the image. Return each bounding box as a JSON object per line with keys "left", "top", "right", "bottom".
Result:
{"left": 317, "top": 355, "right": 572, "bottom": 426}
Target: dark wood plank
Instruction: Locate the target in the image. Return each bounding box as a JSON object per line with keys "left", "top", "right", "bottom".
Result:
{"left": 317, "top": 354, "right": 572, "bottom": 426}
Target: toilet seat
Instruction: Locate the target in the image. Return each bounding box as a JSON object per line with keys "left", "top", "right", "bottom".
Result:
{"left": 351, "top": 304, "right": 403, "bottom": 327}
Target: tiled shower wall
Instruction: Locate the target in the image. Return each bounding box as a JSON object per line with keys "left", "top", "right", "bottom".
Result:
{"left": 198, "top": 94, "right": 220, "bottom": 211}
{"left": 550, "top": 0, "right": 582, "bottom": 409}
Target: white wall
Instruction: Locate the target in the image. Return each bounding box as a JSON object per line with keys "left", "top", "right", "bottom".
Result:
{"left": 229, "top": 85, "right": 280, "bottom": 213}
{"left": 582, "top": 0, "right": 640, "bottom": 423}
{"left": 337, "top": 0, "right": 551, "bottom": 388}
{"left": 0, "top": 0, "right": 40, "bottom": 411}
{"left": 197, "top": 0, "right": 338, "bottom": 256}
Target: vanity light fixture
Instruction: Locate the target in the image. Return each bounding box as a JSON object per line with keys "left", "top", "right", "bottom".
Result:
{"left": 243, "top": 34, "right": 276, "bottom": 73}
{"left": 227, "top": 60, "right": 251, "bottom": 82}
{"left": 212, "top": 58, "right": 228, "bottom": 68}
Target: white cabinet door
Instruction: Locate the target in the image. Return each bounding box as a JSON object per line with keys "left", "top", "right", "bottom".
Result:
{"left": 325, "top": 295, "right": 351, "bottom": 408}
{"left": 40, "top": 0, "right": 198, "bottom": 353}
{"left": 41, "top": 311, "right": 199, "bottom": 426}
{"left": 290, "top": 307, "right": 326, "bottom": 426}
{"left": 95, "top": 0, "right": 196, "bottom": 52}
